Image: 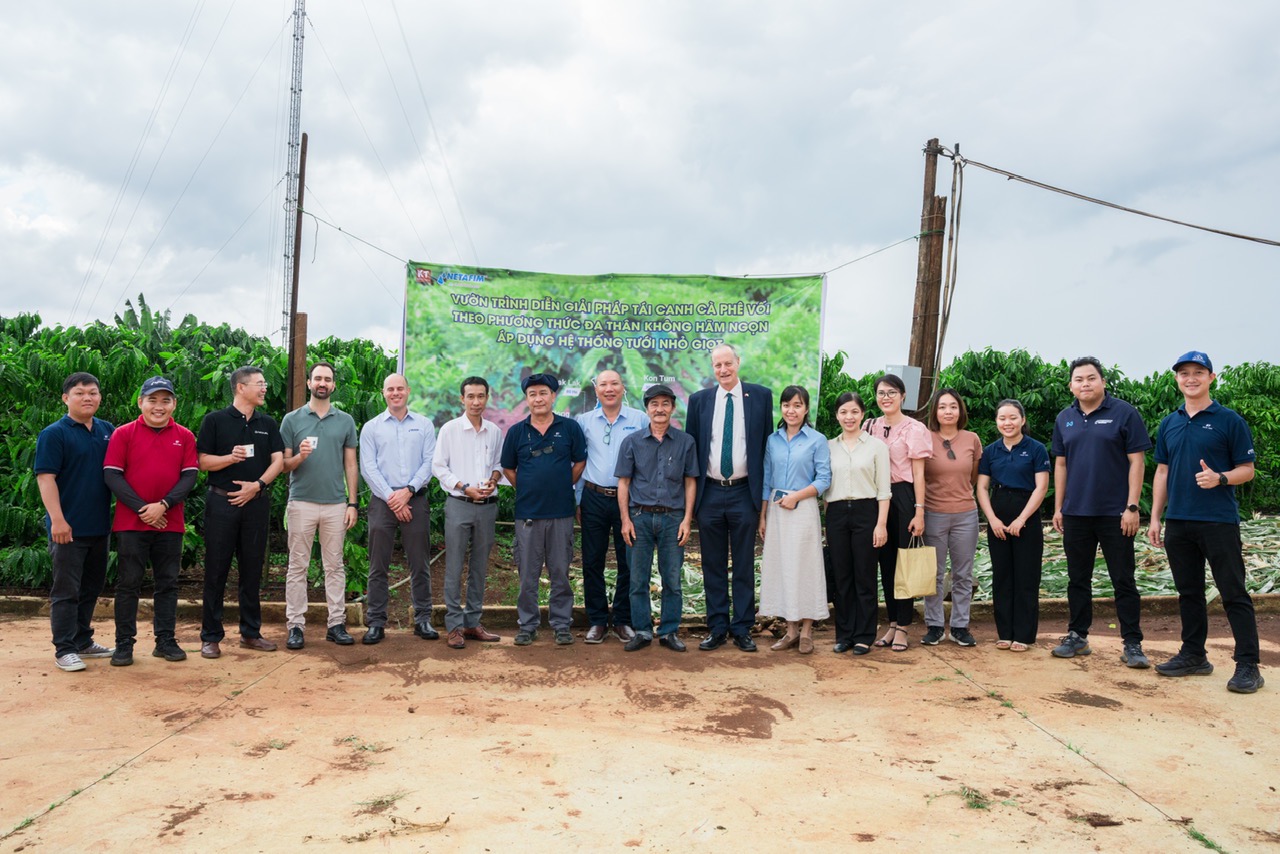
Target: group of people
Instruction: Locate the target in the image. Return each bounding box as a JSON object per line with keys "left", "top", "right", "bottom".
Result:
{"left": 36, "top": 345, "right": 1263, "bottom": 694}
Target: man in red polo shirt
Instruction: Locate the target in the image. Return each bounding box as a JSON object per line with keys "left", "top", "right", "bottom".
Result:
{"left": 103, "top": 376, "right": 199, "bottom": 666}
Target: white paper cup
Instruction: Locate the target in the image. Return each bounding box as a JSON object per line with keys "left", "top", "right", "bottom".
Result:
{"left": 237, "top": 444, "right": 255, "bottom": 458}
{"left": 306, "top": 436, "right": 319, "bottom": 450}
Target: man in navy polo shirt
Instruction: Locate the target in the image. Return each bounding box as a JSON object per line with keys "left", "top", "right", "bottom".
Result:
{"left": 1148, "top": 351, "right": 1262, "bottom": 694}
{"left": 35, "top": 372, "right": 115, "bottom": 672}
{"left": 1050, "top": 356, "right": 1152, "bottom": 666}
{"left": 103, "top": 376, "right": 198, "bottom": 666}
{"left": 501, "top": 373, "right": 587, "bottom": 646}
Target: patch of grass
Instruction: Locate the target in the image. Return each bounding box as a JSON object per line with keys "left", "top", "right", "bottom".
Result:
{"left": 335, "top": 734, "right": 390, "bottom": 753}
{"left": 1000, "top": 700, "right": 1014, "bottom": 708}
{"left": 358, "top": 790, "right": 408, "bottom": 811}
{"left": 916, "top": 675, "right": 951, "bottom": 683}
{"left": 1187, "top": 826, "right": 1227, "bottom": 852}
{"left": 1067, "top": 742, "right": 1083, "bottom": 755}
{"left": 928, "top": 785, "right": 992, "bottom": 810}
{"left": 268, "top": 739, "right": 288, "bottom": 750}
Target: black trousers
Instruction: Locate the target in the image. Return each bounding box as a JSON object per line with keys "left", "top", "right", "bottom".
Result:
{"left": 580, "top": 486, "right": 631, "bottom": 627}
{"left": 875, "top": 481, "right": 917, "bottom": 626}
{"left": 1165, "top": 520, "right": 1259, "bottom": 664}
{"left": 1063, "top": 514, "right": 1143, "bottom": 642}
{"left": 49, "top": 535, "right": 109, "bottom": 657}
{"left": 826, "top": 498, "right": 880, "bottom": 646}
{"left": 114, "top": 530, "right": 183, "bottom": 647}
{"left": 988, "top": 487, "right": 1042, "bottom": 645}
{"left": 202, "top": 491, "right": 270, "bottom": 643}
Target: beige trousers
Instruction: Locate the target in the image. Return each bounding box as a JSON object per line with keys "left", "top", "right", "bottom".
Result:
{"left": 285, "top": 501, "right": 348, "bottom": 629}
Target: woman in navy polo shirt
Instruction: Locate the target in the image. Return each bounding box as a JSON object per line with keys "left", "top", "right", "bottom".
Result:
{"left": 976, "top": 399, "right": 1050, "bottom": 651}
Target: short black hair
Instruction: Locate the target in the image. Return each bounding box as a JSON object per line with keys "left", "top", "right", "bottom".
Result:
{"left": 776, "top": 385, "right": 812, "bottom": 429}
{"left": 309, "top": 361, "right": 336, "bottom": 380}
{"left": 62, "top": 372, "right": 100, "bottom": 394}
{"left": 460, "top": 376, "right": 490, "bottom": 395}
{"left": 874, "top": 373, "right": 906, "bottom": 395}
{"left": 230, "top": 365, "right": 264, "bottom": 392}
{"left": 1068, "top": 356, "right": 1106, "bottom": 382}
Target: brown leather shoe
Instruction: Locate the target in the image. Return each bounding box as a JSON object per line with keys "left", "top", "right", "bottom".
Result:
{"left": 200, "top": 641, "right": 221, "bottom": 659}
{"left": 447, "top": 628, "right": 466, "bottom": 649}
{"left": 463, "top": 625, "right": 500, "bottom": 642}
{"left": 584, "top": 624, "right": 607, "bottom": 644}
{"left": 239, "top": 636, "right": 278, "bottom": 652}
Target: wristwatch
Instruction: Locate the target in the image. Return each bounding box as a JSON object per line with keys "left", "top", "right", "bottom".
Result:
{"left": 1218, "top": 473, "right": 1228, "bottom": 487}
{"left": 1126, "top": 504, "right": 1139, "bottom": 513}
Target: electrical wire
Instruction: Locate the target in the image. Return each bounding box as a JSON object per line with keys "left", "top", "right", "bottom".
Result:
{"left": 301, "top": 189, "right": 404, "bottom": 306}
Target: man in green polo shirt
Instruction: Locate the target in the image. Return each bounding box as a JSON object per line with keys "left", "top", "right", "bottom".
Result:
{"left": 279, "top": 362, "right": 360, "bottom": 649}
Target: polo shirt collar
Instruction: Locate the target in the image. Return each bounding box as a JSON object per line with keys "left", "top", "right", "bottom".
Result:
{"left": 134, "top": 414, "right": 174, "bottom": 430}
{"left": 227, "top": 404, "right": 264, "bottom": 423}
{"left": 1177, "top": 399, "right": 1221, "bottom": 418}
{"left": 1071, "top": 393, "right": 1114, "bottom": 416}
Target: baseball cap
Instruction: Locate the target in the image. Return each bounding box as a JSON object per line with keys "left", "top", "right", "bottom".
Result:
{"left": 521, "top": 373, "right": 560, "bottom": 393}
{"left": 1171, "top": 351, "right": 1213, "bottom": 372}
{"left": 643, "top": 383, "right": 676, "bottom": 405}
{"left": 139, "top": 376, "right": 176, "bottom": 397}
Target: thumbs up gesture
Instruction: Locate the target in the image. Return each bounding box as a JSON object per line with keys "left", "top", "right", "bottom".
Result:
{"left": 1195, "top": 459, "right": 1221, "bottom": 490}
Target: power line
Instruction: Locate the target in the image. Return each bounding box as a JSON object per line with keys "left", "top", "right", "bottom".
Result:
{"left": 301, "top": 208, "right": 406, "bottom": 263}
{"left": 301, "top": 189, "right": 404, "bottom": 306}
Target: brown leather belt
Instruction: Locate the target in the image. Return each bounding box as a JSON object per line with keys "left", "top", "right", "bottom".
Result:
{"left": 633, "top": 505, "right": 678, "bottom": 514}
{"left": 583, "top": 481, "right": 618, "bottom": 497}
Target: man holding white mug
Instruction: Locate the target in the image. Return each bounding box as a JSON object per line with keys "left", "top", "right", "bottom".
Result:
{"left": 279, "top": 361, "right": 360, "bottom": 649}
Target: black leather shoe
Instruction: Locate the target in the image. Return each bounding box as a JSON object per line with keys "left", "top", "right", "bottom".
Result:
{"left": 832, "top": 641, "right": 853, "bottom": 654}
{"left": 286, "top": 627, "right": 304, "bottom": 650}
{"left": 699, "top": 633, "right": 728, "bottom": 651}
{"left": 361, "top": 626, "right": 384, "bottom": 645}
{"left": 732, "top": 634, "right": 758, "bottom": 652}
{"left": 623, "top": 635, "right": 651, "bottom": 652}
{"left": 659, "top": 633, "right": 687, "bottom": 652}
{"left": 414, "top": 621, "right": 439, "bottom": 640}
{"left": 326, "top": 625, "right": 355, "bottom": 645}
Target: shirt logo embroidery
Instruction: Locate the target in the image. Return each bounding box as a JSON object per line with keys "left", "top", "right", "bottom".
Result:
{"left": 1065, "top": 421, "right": 1074, "bottom": 428}
{"left": 1095, "top": 419, "right": 1113, "bottom": 425}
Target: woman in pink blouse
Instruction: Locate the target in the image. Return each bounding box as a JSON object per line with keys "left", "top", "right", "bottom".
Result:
{"left": 864, "top": 374, "right": 933, "bottom": 652}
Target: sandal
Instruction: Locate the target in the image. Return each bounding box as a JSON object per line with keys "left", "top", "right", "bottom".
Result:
{"left": 873, "top": 625, "right": 898, "bottom": 648}
{"left": 852, "top": 643, "right": 871, "bottom": 656}
{"left": 995, "top": 639, "right": 1012, "bottom": 650}
{"left": 891, "top": 628, "right": 909, "bottom": 652}
{"left": 1010, "top": 641, "right": 1029, "bottom": 652}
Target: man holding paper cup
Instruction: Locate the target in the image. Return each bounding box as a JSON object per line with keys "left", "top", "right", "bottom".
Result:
{"left": 279, "top": 361, "right": 360, "bottom": 649}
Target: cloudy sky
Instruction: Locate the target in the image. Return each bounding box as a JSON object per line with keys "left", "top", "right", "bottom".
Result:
{"left": 2, "top": 1, "right": 1276, "bottom": 381}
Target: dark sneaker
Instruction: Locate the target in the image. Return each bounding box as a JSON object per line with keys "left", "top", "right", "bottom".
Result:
{"left": 1051, "top": 631, "right": 1091, "bottom": 658}
{"left": 153, "top": 640, "right": 188, "bottom": 662}
{"left": 554, "top": 629, "right": 574, "bottom": 646}
{"left": 286, "top": 627, "right": 304, "bottom": 650}
{"left": 1155, "top": 651, "right": 1214, "bottom": 677}
{"left": 110, "top": 645, "right": 134, "bottom": 667}
{"left": 1227, "top": 663, "right": 1264, "bottom": 694}
{"left": 79, "top": 642, "right": 114, "bottom": 659}
{"left": 55, "top": 652, "right": 86, "bottom": 672}
{"left": 1120, "top": 642, "right": 1150, "bottom": 669}
{"left": 513, "top": 630, "right": 537, "bottom": 646}
{"left": 921, "top": 626, "right": 945, "bottom": 646}
{"left": 950, "top": 627, "right": 977, "bottom": 647}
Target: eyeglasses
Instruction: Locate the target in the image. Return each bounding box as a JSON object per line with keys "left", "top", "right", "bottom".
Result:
{"left": 942, "top": 438, "right": 956, "bottom": 460}
{"left": 876, "top": 389, "right": 899, "bottom": 398}
{"left": 530, "top": 444, "right": 555, "bottom": 458}
{"left": 603, "top": 422, "right": 613, "bottom": 446}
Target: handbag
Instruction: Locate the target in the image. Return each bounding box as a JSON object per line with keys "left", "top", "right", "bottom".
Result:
{"left": 893, "top": 535, "right": 937, "bottom": 599}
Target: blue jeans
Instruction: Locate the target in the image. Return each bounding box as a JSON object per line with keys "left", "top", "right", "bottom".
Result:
{"left": 628, "top": 509, "right": 685, "bottom": 638}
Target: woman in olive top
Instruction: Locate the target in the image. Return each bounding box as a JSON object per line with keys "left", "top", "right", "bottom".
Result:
{"left": 976, "top": 399, "right": 1050, "bottom": 651}
{"left": 864, "top": 374, "right": 932, "bottom": 652}
{"left": 824, "top": 392, "right": 890, "bottom": 655}
{"left": 921, "top": 389, "right": 983, "bottom": 647}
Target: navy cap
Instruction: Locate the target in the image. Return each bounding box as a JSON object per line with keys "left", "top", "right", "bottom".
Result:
{"left": 643, "top": 383, "right": 676, "bottom": 405}
{"left": 521, "top": 373, "right": 560, "bottom": 393}
{"left": 139, "top": 376, "right": 176, "bottom": 397}
{"left": 1172, "top": 351, "right": 1213, "bottom": 373}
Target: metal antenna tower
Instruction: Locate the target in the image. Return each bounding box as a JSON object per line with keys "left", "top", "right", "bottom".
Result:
{"left": 281, "top": 0, "right": 306, "bottom": 345}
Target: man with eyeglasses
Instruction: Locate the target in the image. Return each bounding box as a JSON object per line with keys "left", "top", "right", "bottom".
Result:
{"left": 575, "top": 369, "right": 647, "bottom": 644}
{"left": 1050, "top": 355, "right": 1152, "bottom": 666}
{"left": 501, "top": 373, "right": 587, "bottom": 646}
{"left": 196, "top": 366, "right": 285, "bottom": 659}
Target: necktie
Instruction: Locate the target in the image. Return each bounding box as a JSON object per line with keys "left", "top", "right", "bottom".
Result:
{"left": 721, "top": 393, "right": 734, "bottom": 478}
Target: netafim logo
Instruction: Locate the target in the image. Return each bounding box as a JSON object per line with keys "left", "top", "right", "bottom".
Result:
{"left": 417, "top": 268, "right": 488, "bottom": 288}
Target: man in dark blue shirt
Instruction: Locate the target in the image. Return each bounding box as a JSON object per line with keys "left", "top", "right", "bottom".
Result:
{"left": 34, "top": 372, "right": 115, "bottom": 672}
{"left": 1049, "top": 356, "right": 1152, "bottom": 666}
{"left": 1148, "top": 351, "right": 1262, "bottom": 694}
{"left": 500, "top": 373, "right": 587, "bottom": 646}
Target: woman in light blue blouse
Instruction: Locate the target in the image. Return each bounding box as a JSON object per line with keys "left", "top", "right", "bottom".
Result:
{"left": 758, "top": 385, "right": 832, "bottom": 654}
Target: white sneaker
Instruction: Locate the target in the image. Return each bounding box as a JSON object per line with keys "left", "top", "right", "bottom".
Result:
{"left": 78, "top": 642, "right": 114, "bottom": 659}
{"left": 56, "top": 653, "right": 86, "bottom": 672}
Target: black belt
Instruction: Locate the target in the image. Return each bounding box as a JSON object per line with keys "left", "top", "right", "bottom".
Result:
{"left": 208, "top": 485, "right": 264, "bottom": 499}
{"left": 992, "top": 483, "right": 1032, "bottom": 495}
{"left": 708, "top": 477, "right": 748, "bottom": 488}
{"left": 583, "top": 480, "right": 618, "bottom": 497}
{"left": 633, "top": 504, "right": 679, "bottom": 514}
{"left": 448, "top": 493, "right": 498, "bottom": 506}
{"left": 827, "top": 498, "right": 876, "bottom": 507}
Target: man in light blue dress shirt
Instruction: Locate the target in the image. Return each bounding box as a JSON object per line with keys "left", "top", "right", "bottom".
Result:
{"left": 358, "top": 373, "right": 438, "bottom": 644}
{"left": 575, "top": 370, "right": 647, "bottom": 643}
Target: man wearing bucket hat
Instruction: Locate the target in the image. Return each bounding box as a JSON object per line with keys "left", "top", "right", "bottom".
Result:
{"left": 1148, "top": 351, "right": 1263, "bottom": 694}
{"left": 500, "top": 373, "right": 587, "bottom": 646}
{"left": 102, "top": 376, "right": 198, "bottom": 666}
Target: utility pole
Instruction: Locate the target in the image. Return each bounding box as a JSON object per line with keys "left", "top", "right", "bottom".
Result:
{"left": 282, "top": 0, "right": 306, "bottom": 410}
{"left": 288, "top": 134, "right": 309, "bottom": 412}
{"left": 907, "top": 138, "right": 947, "bottom": 411}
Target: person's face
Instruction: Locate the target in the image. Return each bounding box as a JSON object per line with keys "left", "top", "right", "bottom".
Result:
{"left": 594, "top": 371, "right": 624, "bottom": 407}
{"left": 875, "top": 382, "right": 902, "bottom": 416}
{"left": 526, "top": 384, "right": 555, "bottom": 416}
{"left": 308, "top": 367, "right": 335, "bottom": 400}
{"left": 934, "top": 393, "right": 961, "bottom": 427}
{"left": 63, "top": 382, "right": 102, "bottom": 419}
{"left": 461, "top": 383, "right": 489, "bottom": 418}
{"left": 996, "top": 404, "right": 1025, "bottom": 439}
{"left": 138, "top": 391, "right": 176, "bottom": 428}
{"left": 836, "top": 400, "right": 864, "bottom": 434}
{"left": 1175, "top": 364, "right": 1214, "bottom": 399}
{"left": 646, "top": 395, "right": 674, "bottom": 426}
{"left": 781, "top": 395, "right": 808, "bottom": 428}
{"left": 711, "top": 347, "right": 740, "bottom": 389}
{"left": 382, "top": 375, "right": 409, "bottom": 410}
{"left": 237, "top": 374, "right": 268, "bottom": 406}
{"left": 1069, "top": 365, "right": 1105, "bottom": 407}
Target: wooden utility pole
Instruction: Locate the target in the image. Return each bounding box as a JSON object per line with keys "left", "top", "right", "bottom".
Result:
{"left": 286, "top": 132, "right": 309, "bottom": 411}
{"left": 907, "top": 138, "right": 947, "bottom": 411}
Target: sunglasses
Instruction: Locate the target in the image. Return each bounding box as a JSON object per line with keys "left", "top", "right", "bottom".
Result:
{"left": 942, "top": 438, "right": 956, "bottom": 460}
{"left": 530, "top": 444, "right": 555, "bottom": 458}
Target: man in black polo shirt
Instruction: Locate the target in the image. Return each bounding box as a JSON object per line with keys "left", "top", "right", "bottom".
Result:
{"left": 500, "top": 373, "right": 587, "bottom": 646}
{"left": 196, "top": 366, "right": 285, "bottom": 659}
{"left": 35, "top": 372, "right": 115, "bottom": 672}
{"left": 1050, "top": 356, "right": 1152, "bottom": 666}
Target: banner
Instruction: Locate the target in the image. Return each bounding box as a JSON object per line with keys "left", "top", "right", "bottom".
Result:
{"left": 403, "top": 263, "right": 825, "bottom": 432}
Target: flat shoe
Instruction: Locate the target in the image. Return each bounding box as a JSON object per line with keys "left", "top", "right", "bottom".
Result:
{"left": 771, "top": 634, "right": 799, "bottom": 651}
{"left": 798, "top": 636, "right": 814, "bottom": 655}
{"left": 851, "top": 644, "right": 871, "bottom": 656}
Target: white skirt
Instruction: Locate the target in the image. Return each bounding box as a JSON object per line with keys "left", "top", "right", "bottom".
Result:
{"left": 759, "top": 492, "right": 830, "bottom": 621}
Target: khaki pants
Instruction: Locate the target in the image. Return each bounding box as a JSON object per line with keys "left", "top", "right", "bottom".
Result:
{"left": 285, "top": 501, "right": 348, "bottom": 629}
